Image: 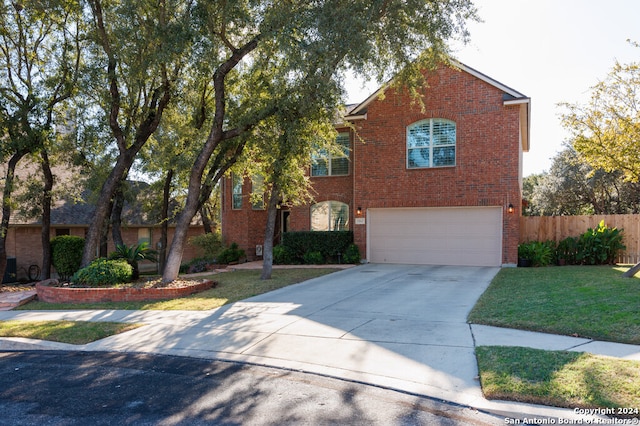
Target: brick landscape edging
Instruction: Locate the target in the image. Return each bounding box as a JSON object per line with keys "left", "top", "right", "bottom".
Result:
{"left": 35, "top": 278, "right": 216, "bottom": 304}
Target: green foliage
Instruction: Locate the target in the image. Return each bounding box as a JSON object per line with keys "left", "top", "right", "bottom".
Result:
{"left": 50, "top": 236, "right": 85, "bottom": 281}
{"left": 521, "top": 221, "right": 625, "bottom": 267}
{"left": 563, "top": 57, "right": 640, "bottom": 182}
{"left": 218, "top": 242, "right": 246, "bottom": 264}
{"left": 303, "top": 251, "right": 324, "bottom": 265}
{"left": 343, "top": 243, "right": 361, "bottom": 264}
{"left": 273, "top": 245, "right": 297, "bottom": 265}
{"left": 109, "top": 242, "right": 158, "bottom": 280}
{"left": 576, "top": 220, "right": 625, "bottom": 265}
{"left": 556, "top": 237, "right": 579, "bottom": 264}
{"left": 110, "top": 242, "right": 158, "bottom": 264}
{"left": 188, "top": 232, "right": 224, "bottom": 259}
{"left": 525, "top": 147, "right": 640, "bottom": 216}
{"left": 281, "top": 231, "right": 353, "bottom": 264}
{"left": 183, "top": 257, "right": 211, "bottom": 274}
{"left": 518, "top": 241, "right": 553, "bottom": 267}
{"left": 72, "top": 258, "right": 133, "bottom": 287}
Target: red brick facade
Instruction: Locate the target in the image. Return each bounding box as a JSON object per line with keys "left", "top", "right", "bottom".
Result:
{"left": 222, "top": 62, "right": 529, "bottom": 266}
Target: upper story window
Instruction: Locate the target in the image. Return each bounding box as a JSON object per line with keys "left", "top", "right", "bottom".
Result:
{"left": 311, "top": 132, "right": 350, "bottom": 176}
{"left": 232, "top": 174, "right": 243, "bottom": 210}
{"left": 407, "top": 119, "right": 456, "bottom": 169}
{"left": 311, "top": 201, "right": 349, "bottom": 231}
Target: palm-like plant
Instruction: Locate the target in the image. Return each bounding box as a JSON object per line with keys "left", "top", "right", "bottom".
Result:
{"left": 109, "top": 242, "right": 158, "bottom": 280}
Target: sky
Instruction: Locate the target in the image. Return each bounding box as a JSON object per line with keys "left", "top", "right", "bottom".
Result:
{"left": 345, "top": 0, "right": 640, "bottom": 177}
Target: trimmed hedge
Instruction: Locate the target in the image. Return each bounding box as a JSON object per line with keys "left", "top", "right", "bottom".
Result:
{"left": 280, "top": 231, "right": 355, "bottom": 264}
{"left": 50, "top": 235, "right": 85, "bottom": 281}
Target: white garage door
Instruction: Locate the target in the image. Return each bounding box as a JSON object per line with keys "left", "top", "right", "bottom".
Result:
{"left": 368, "top": 207, "right": 502, "bottom": 267}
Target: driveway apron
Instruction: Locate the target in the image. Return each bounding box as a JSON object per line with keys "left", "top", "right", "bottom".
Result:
{"left": 84, "top": 264, "right": 500, "bottom": 407}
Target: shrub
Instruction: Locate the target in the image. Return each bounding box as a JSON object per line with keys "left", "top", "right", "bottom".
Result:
{"left": 50, "top": 235, "right": 85, "bottom": 281}
{"left": 303, "top": 250, "right": 324, "bottom": 265}
{"left": 343, "top": 243, "right": 361, "bottom": 264}
{"left": 218, "top": 242, "right": 245, "bottom": 264}
{"left": 109, "top": 242, "right": 158, "bottom": 280}
{"left": 273, "top": 245, "right": 296, "bottom": 265}
{"left": 576, "top": 220, "right": 625, "bottom": 265}
{"left": 72, "top": 258, "right": 132, "bottom": 286}
{"left": 556, "top": 237, "right": 578, "bottom": 265}
{"left": 281, "top": 231, "right": 353, "bottom": 264}
{"left": 518, "top": 241, "right": 553, "bottom": 267}
{"left": 188, "top": 232, "right": 224, "bottom": 259}
{"left": 184, "top": 257, "right": 210, "bottom": 273}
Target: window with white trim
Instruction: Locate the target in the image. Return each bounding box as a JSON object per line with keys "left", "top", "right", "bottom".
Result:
{"left": 311, "top": 201, "right": 349, "bottom": 231}
{"left": 407, "top": 119, "right": 456, "bottom": 168}
{"left": 311, "top": 132, "right": 350, "bottom": 176}
{"left": 232, "top": 174, "right": 243, "bottom": 210}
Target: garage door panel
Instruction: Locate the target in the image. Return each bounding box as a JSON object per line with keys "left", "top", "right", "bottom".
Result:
{"left": 368, "top": 207, "right": 502, "bottom": 267}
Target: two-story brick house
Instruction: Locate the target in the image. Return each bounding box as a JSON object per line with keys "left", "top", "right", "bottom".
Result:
{"left": 221, "top": 60, "right": 530, "bottom": 267}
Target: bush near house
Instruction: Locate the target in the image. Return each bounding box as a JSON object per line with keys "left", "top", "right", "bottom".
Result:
{"left": 50, "top": 235, "right": 85, "bottom": 281}
{"left": 273, "top": 245, "right": 297, "bottom": 265}
{"left": 217, "top": 242, "right": 245, "bottom": 264}
{"left": 188, "top": 232, "right": 224, "bottom": 259}
{"left": 72, "top": 258, "right": 133, "bottom": 286}
{"left": 518, "top": 220, "right": 625, "bottom": 266}
{"left": 108, "top": 242, "right": 158, "bottom": 280}
{"left": 278, "top": 231, "right": 358, "bottom": 264}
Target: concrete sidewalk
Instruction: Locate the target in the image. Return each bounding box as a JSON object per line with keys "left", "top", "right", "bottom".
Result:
{"left": 1, "top": 263, "right": 638, "bottom": 422}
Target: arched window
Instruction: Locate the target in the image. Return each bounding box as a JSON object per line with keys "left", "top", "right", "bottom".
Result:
{"left": 407, "top": 119, "right": 456, "bottom": 168}
{"left": 310, "top": 201, "right": 349, "bottom": 231}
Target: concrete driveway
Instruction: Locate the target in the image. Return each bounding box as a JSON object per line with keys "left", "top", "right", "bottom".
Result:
{"left": 80, "top": 264, "right": 501, "bottom": 407}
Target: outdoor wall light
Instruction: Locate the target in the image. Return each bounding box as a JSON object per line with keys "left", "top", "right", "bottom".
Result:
{"left": 508, "top": 203, "right": 515, "bottom": 214}
{"left": 357, "top": 206, "right": 363, "bottom": 216}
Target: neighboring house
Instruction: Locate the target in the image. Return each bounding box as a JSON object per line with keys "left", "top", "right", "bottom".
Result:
{"left": 221, "top": 60, "right": 530, "bottom": 267}
{"left": 2, "top": 164, "right": 205, "bottom": 281}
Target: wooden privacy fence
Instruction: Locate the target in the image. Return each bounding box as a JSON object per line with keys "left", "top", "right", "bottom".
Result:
{"left": 520, "top": 214, "right": 640, "bottom": 264}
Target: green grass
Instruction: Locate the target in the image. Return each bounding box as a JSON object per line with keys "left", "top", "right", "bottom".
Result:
{"left": 468, "top": 265, "right": 640, "bottom": 344}
{"left": 476, "top": 346, "right": 640, "bottom": 411}
{"left": 0, "top": 320, "right": 141, "bottom": 345}
{"left": 18, "top": 268, "right": 340, "bottom": 311}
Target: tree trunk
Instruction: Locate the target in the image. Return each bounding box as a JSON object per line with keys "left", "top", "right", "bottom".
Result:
{"left": 99, "top": 208, "right": 111, "bottom": 258}
{"left": 162, "top": 159, "right": 208, "bottom": 282}
{"left": 0, "top": 151, "right": 27, "bottom": 284}
{"left": 622, "top": 261, "right": 640, "bottom": 278}
{"left": 40, "top": 150, "right": 54, "bottom": 280}
{"left": 200, "top": 205, "right": 213, "bottom": 234}
{"left": 81, "top": 154, "right": 133, "bottom": 266}
{"left": 162, "top": 35, "right": 263, "bottom": 283}
{"left": 111, "top": 184, "right": 125, "bottom": 247}
{"left": 159, "top": 169, "right": 173, "bottom": 273}
{"left": 260, "top": 185, "right": 280, "bottom": 280}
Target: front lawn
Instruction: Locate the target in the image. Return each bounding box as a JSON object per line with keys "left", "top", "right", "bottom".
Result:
{"left": 476, "top": 346, "right": 640, "bottom": 411}
{"left": 0, "top": 320, "right": 141, "bottom": 344}
{"left": 468, "top": 265, "right": 640, "bottom": 345}
{"left": 18, "top": 268, "right": 340, "bottom": 311}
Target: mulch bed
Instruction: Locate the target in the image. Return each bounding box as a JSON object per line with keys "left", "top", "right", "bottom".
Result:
{"left": 48, "top": 277, "right": 205, "bottom": 289}
{"left": 1, "top": 284, "right": 36, "bottom": 292}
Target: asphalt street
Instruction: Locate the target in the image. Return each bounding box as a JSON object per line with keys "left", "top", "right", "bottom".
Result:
{"left": 0, "top": 350, "right": 504, "bottom": 426}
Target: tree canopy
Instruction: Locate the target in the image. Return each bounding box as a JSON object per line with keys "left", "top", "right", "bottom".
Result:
{"left": 1, "top": 0, "right": 480, "bottom": 283}
{"left": 562, "top": 52, "right": 640, "bottom": 182}
{"left": 524, "top": 147, "right": 640, "bottom": 216}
